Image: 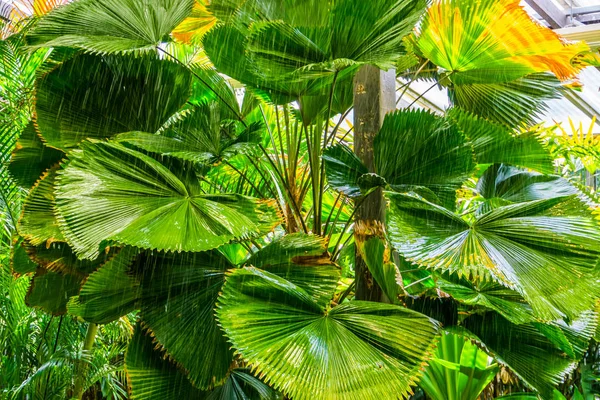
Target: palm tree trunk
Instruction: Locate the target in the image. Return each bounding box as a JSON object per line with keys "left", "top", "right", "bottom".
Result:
{"left": 72, "top": 322, "right": 98, "bottom": 400}
{"left": 353, "top": 65, "right": 396, "bottom": 301}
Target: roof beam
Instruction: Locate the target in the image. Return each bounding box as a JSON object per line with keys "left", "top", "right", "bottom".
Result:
{"left": 524, "top": 0, "right": 567, "bottom": 28}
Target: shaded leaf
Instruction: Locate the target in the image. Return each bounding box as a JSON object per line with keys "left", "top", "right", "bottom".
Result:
{"left": 447, "top": 109, "right": 553, "bottom": 174}
{"left": 8, "top": 122, "right": 64, "bottom": 189}
{"left": 35, "top": 53, "right": 192, "bottom": 150}
{"left": 18, "top": 165, "right": 64, "bottom": 247}
{"left": 26, "top": 268, "right": 82, "bottom": 315}
{"left": 323, "top": 144, "right": 370, "bottom": 198}
{"left": 376, "top": 110, "right": 475, "bottom": 208}
{"left": 126, "top": 325, "right": 205, "bottom": 400}
{"left": 68, "top": 248, "right": 140, "bottom": 324}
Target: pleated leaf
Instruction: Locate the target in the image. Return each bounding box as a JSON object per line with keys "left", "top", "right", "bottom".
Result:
{"left": 436, "top": 274, "right": 534, "bottom": 325}
{"left": 115, "top": 106, "right": 263, "bottom": 165}
{"left": 462, "top": 313, "right": 584, "bottom": 399}
{"left": 246, "top": 233, "right": 340, "bottom": 308}
{"left": 476, "top": 164, "right": 580, "bottom": 207}
{"left": 11, "top": 237, "right": 38, "bottom": 275}
{"left": 68, "top": 248, "right": 140, "bottom": 324}
{"left": 126, "top": 325, "right": 206, "bottom": 400}
{"left": 172, "top": 0, "right": 217, "bottom": 45}
{"left": 34, "top": 53, "right": 192, "bottom": 150}
{"left": 26, "top": 268, "right": 82, "bottom": 315}
{"left": 138, "top": 252, "right": 235, "bottom": 389}
{"left": 449, "top": 73, "right": 562, "bottom": 127}
{"left": 55, "top": 141, "right": 281, "bottom": 259}
{"left": 358, "top": 237, "right": 403, "bottom": 305}
{"left": 127, "top": 325, "right": 281, "bottom": 400}
{"left": 419, "top": 332, "right": 498, "bottom": 400}
{"left": 17, "top": 165, "right": 64, "bottom": 247}
{"left": 416, "top": 0, "right": 591, "bottom": 84}
{"left": 28, "top": 0, "right": 195, "bottom": 54}
{"left": 387, "top": 192, "right": 600, "bottom": 321}
{"left": 375, "top": 110, "right": 475, "bottom": 208}
{"left": 8, "top": 122, "right": 64, "bottom": 189}
{"left": 204, "top": 0, "right": 426, "bottom": 101}
{"left": 447, "top": 109, "right": 553, "bottom": 174}
{"left": 323, "top": 144, "right": 371, "bottom": 198}
{"left": 217, "top": 267, "right": 440, "bottom": 400}
{"left": 20, "top": 240, "right": 119, "bottom": 276}
{"left": 207, "top": 369, "right": 282, "bottom": 400}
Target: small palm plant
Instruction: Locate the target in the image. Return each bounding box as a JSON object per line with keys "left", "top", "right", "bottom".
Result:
{"left": 2, "top": 0, "right": 600, "bottom": 399}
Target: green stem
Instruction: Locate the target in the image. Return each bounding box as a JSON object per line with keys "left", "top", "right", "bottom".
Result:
{"left": 72, "top": 323, "right": 98, "bottom": 400}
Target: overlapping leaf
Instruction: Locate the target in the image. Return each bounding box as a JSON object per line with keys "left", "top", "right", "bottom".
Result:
{"left": 447, "top": 109, "right": 553, "bottom": 173}
{"left": 375, "top": 110, "right": 475, "bottom": 208}
{"left": 18, "top": 165, "right": 63, "bottom": 247}
{"left": 477, "top": 164, "right": 579, "bottom": 205}
{"left": 26, "top": 268, "right": 82, "bottom": 315}
{"left": 205, "top": 0, "right": 427, "bottom": 101}
{"left": 138, "top": 252, "right": 235, "bottom": 389}
{"left": 55, "top": 141, "right": 280, "bottom": 259}
{"left": 387, "top": 192, "right": 600, "bottom": 321}
{"left": 419, "top": 331, "right": 498, "bottom": 400}
{"left": 68, "top": 248, "right": 140, "bottom": 324}
{"left": 116, "top": 104, "right": 263, "bottom": 165}
{"left": 461, "top": 313, "right": 586, "bottom": 398}
{"left": 436, "top": 274, "right": 534, "bottom": 325}
{"left": 323, "top": 144, "right": 371, "bottom": 198}
{"left": 8, "top": 122, "right": 63, "bottom": 188}
{"left": 416, "top": 0, "right": 590, "bottom": 84}
{"left": 126, "top": 325, "right": 206, "bottom": 400}
{"left": 28, "top": 0, "right": 195, "bottom": 54}
{"left": 35, "top": 54, "right": 192, "bottom": 150}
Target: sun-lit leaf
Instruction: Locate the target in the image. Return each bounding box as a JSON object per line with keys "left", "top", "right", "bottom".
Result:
{"left": 387, "top": 192, "right": 600, "bottom": 321}
{"left": 417, "top": 0, "right": 591, "bottom": 84}
{"left": 419, "top": 331, "right": 498, "bottom": 400}
{"left": 28, "top": 0, "right": 195, "bottom": 54}
{"left": 55, "top": 141, "right": 281, "bottom": 259}
{"left": 172, "top": 0, "right": 217, "bottom": 45}
{"left": 217, "top": 267, "right": 439, "bottom": 400}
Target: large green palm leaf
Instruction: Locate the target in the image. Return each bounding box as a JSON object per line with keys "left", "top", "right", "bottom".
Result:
{"left": 34, "top": 54, "right": 193, "bottom": 151}
{"left": 54, "top": 141, "right": 280, "bottom": 259}
{"left": 28, "top": 0, "right": 195, "bottom": 54}
{"left": 217, "top": 266, "right": 439, "bottom": 400}
{"left": 387, "top": 192, "right": 600, "bottom": 321}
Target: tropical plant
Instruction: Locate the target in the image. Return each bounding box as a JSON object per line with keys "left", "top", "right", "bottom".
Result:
{"left": 2, "top": 0, "right": 600, "bottom": 399}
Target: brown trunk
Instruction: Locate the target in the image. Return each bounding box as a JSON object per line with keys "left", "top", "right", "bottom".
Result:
{"left": 353, "top": 65, "right": 396, "bottom": 301}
